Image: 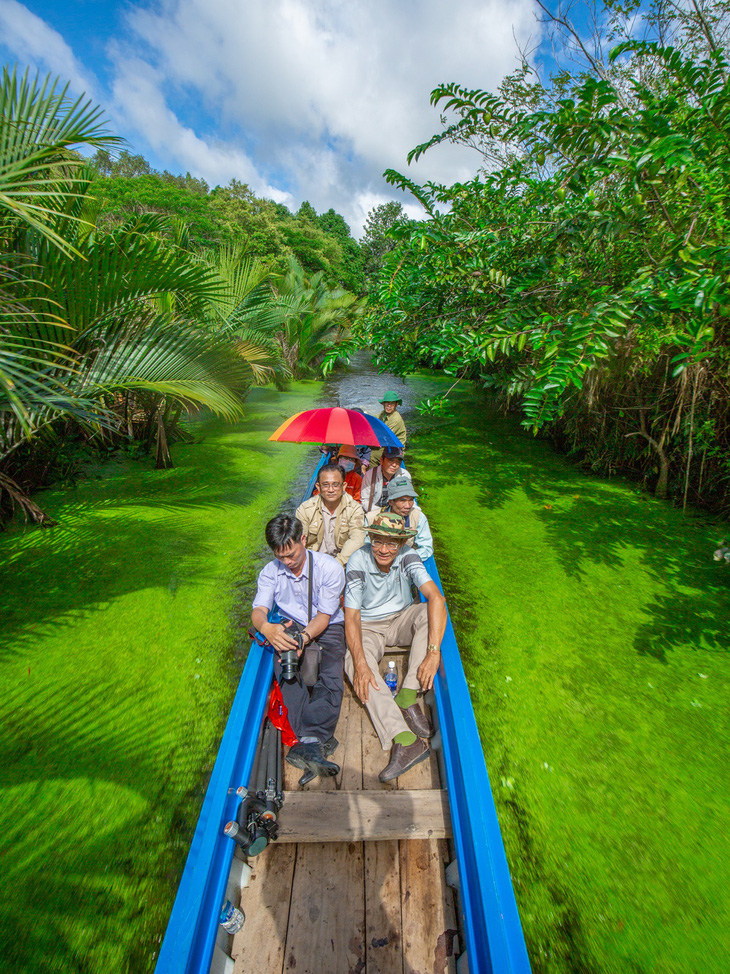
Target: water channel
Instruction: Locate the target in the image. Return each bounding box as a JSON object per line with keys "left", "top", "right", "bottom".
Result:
{"left": 1, "top": 354, "right": 727, "bottom": 974}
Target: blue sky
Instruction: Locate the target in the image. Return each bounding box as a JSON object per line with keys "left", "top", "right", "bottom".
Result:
{"left": 0, "top": 0, "right": 543, "bottom": 235}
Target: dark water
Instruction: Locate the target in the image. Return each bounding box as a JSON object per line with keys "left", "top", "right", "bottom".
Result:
{"left": 323, "top": 350, "right": 413, "bottom": 415}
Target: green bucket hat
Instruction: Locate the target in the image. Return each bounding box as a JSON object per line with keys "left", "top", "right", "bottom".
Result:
{"left": 379, "top": 391, "right": 402, "bottom": 404}
{"left": 365, "top": 511, "right": 417, "bottom": 539}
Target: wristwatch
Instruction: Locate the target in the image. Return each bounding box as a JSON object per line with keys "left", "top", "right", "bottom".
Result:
{"left": 427, "top": 644, "right": 440, "bottom": 654}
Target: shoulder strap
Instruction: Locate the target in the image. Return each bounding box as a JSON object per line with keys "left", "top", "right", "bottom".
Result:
{"left": 307, "top": 550, "right": 313, "bottom": 622}
{"left": 367, "top": 469, "right": 378, "bottom": 513}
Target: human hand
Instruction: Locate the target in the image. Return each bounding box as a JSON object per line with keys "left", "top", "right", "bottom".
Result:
{"left": 417, "top": 651, "right": 440, "bottom": 691}
{"left": 353, "top": 663, "right": 379, "bottom": 704}
{"left": 263, "top": 622, "right": 300, "bottom": 654}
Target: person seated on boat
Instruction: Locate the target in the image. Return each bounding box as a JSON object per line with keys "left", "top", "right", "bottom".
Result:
{"left": 370, "top": 392, "right": 407, "bottom": 465}
{"left": 344, "top": 512, "right": 447, "bottom": 782}
{"left": 252, "top": 514, "right": 346, "bottom": 779}
{"left": 361, "top": 447, "right": 409, "bottom": 514}
{"left": 297, "top": 462, "right": 366, "bottom": 567}
{"left": 366, "top": 474, "right": 433, "bottom": 562}
{"left": 313, "top": 446, "right": 363, "bottom": 501}
{"left": 350, "top": 408, "right": 372, "bottom": 470}
{"left": 337, "top": 445, "right": 364, "bottom": 500}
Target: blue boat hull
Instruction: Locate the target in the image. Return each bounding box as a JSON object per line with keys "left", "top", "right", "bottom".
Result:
{"left": 155, "top": 455, "right": 531, "bottom": 974}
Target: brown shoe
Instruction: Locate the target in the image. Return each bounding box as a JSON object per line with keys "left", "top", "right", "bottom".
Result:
{"left": 400, "top": 702, "right": 433, "bottom": 738}
{"left": 379, "top": 738, "right": 431, "bottom": 782}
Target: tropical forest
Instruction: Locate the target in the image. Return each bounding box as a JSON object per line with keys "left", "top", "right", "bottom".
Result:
{"left": 1, "top": 0, "right": 728, "bottom": 972}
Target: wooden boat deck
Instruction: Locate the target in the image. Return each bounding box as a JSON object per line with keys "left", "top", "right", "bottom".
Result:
{"left": 230, "top": 654, "right": 459, "bottom": 974}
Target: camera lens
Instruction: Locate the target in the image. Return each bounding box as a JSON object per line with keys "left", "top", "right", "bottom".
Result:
{"left": 280, "top": 648, "right": 300, "bottom": 681}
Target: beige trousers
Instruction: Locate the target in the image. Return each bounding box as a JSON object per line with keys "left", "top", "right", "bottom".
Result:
{"left": 345, "top": 602, "right": 428, "bottom": 749}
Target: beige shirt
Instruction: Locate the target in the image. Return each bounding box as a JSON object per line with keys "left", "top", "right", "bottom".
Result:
{"left": 295, "top": 492, "right": 367, "bottom": 567}
{"left": 321, "top": 505, "right": 338, "bottom": 556}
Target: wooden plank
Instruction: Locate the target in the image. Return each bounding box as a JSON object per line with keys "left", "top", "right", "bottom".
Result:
{"left": 232, "top": 844, "right": 296, "bottom": 974}
{"left": 276, "top": 790, "right": 451, "bottom": 842}
{"left": 283, "top": 842, "right": 365, "bottom": 974}
{"left": 335, "top": 684, "right": 363, "bottom": 791}
{"left": 400, "top": 839, "right": 458, "bottom": 974}
{"left": 364, "top": 840, "right": 403, "bottom": 974}
{"left": 361, "top": 694, "right": 396, "bottom": 791}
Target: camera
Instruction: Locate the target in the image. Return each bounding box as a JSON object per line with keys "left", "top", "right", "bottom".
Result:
{"left": 279, "top": 630, "right": 304, "bottom": 682}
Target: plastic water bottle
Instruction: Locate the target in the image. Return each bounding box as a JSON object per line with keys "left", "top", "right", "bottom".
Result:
{"left": 385, "top": 661, "right": 398, "bottom": 696}
{"left": 219, "top": 899, "right": 245, "bottom": 934}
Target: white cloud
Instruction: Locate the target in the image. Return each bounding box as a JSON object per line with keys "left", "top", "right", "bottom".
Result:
{"left": 109, "top": 54, "right": 292, "bottom": 203}
{"left": 0, "top": 0, "right": 98, "bottom": 97}
{"left": 0, "top": 0, "right": 541, "bottom": 235}
{"left": 118, "top": 0, "right": 540, "bottom": 232}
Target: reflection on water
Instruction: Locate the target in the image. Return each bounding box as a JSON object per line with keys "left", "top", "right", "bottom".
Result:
{"left": 324, "top": 351, "right": 412, "bottom": 417}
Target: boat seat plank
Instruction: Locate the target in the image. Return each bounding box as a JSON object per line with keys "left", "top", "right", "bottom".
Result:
{"left": 400, "top": 838, "right": 458, "bottom": 974}
{"left": 283, "top": 841, "right": 365, "bottom": 974}
{"left": 231, "top": 844, "right": 296, "bottom": 974}
{"left": 364, "top": 839, "right": 404, "bottom": 974}
{"left": 276, "top": 789, "right": 451, "bottom": 842}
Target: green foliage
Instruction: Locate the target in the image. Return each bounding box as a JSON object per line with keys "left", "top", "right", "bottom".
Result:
{"left": 0, "top": 70, "right": 295, "bottom": 513}
{"left": 365, "top": 9, "right": 730, "bottom": 508}
{"left": 361, "top": 200, "right": 409, "bottom": 290}
{"left": 272, "top": 256, "right": 366, "bottom": 377}
{"left": 0, "top": 386, "right": 323, "bottom": 974}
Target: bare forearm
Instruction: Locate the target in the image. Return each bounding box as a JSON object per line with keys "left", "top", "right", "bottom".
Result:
{"left": 427, "top": 596, "right": 447, "bottom": 647}
{"left": 345, "top": 611, "right": 366, "bottom": 666}
{"left": 252, "top": 606, "right": 270, "bottom": 633}
{"left": 305, "top": 611, "right": 331, "bottom": 641}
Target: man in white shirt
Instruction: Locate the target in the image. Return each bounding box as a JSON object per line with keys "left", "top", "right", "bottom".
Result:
{"left": 252, "top": 514, "right": 346, "bottom": 779}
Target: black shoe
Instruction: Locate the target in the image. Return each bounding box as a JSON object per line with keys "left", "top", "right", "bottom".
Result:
{"left": 286, "top": 741, "right": 340, "bottom": 778}
{"left": 298, "top": 738, "right": 338, "bottom": 785}
{"left": 322, "top": 736, "right": 339, "bottom": 756}
{"left": 379, "top": 738, "right": 430, "bottom": 782}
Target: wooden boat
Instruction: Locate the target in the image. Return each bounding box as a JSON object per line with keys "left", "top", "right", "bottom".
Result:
{"left": 155, "top": 456, "right": 531, "bottom": 974}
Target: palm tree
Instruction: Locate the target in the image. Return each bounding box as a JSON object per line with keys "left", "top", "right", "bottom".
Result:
{"left": 0, "top": 68, "right": 286, "bottom": 517}
{"left": 272, "top": 256, "right": 365, "bottom": 377}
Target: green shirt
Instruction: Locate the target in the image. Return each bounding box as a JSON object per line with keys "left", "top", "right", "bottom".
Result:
{"left": 379, "top": 408, "right": 407, "bottom": 446}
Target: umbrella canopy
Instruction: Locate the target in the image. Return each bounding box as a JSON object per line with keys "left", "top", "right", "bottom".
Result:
{"left": 269, "top": 407, "right": 403, "bottom": 448}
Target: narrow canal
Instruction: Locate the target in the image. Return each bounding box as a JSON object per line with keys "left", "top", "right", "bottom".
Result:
{"left": 1, "top": 358, "right": 727, "bottom": 974}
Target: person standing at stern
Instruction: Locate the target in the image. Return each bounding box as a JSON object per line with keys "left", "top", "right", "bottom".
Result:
{"left": 370, "top": 391, "right": 407, "bottom": 465}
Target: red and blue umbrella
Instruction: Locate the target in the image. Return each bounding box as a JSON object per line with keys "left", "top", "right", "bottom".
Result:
{"left": 269, "top": 407, "right": 402, "bottom": 448}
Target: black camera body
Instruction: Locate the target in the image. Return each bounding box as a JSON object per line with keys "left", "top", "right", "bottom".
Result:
{"left": 279, "top": 626, "right": 305, "bottom": 682}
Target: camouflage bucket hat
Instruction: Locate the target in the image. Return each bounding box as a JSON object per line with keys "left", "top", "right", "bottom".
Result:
{"left": 365, "top": 511, "right": 417, "bottom": 539}
{"left": 379, "top": 391, "right": 402, "bottom": 404}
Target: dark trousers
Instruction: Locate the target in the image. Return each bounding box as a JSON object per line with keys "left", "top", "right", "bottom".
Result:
{"left": 274, "top": 623, "right": 346, "bottom": 743}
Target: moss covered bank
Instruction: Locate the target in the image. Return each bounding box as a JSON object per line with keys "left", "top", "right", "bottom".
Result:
{"left": 0, "top": 383, "right": 321, "bottom": 974}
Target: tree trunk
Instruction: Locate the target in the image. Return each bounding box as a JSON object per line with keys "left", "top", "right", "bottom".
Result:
{"left": 155, "top": 407, "right": 173, "bottom": 469}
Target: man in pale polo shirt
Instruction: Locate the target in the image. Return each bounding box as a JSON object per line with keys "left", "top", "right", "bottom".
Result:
{"left": 344, "top": 512, "right": 447, "bottom": 782}
{"left": 252, "top": 514, "right": 346, "bottom": 780}
{"left": 296, "top": 462, "right": 366, "bottom": 567}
